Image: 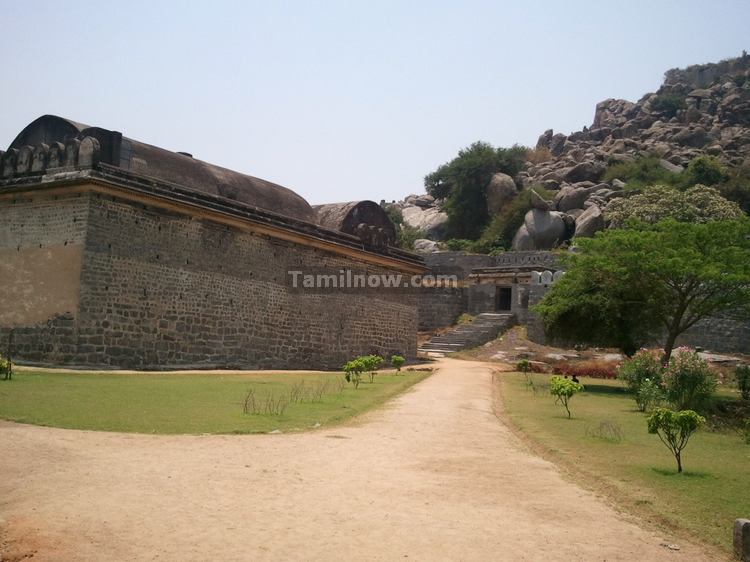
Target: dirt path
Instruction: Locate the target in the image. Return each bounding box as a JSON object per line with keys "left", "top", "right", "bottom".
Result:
{"left": 0, "top": 359, "right": 716, "bottom": 561}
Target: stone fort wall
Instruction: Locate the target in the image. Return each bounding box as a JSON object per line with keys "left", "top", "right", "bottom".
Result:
{"left": 0, "top": 190, "right": 417, "bottom": 369}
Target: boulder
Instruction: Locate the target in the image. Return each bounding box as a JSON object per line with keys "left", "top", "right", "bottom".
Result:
{"left": 563, "top": 161, "right": 606, "bottom": 183}
{"left": 530, "top": 190, "right": 550, "bottom": 211}
{"left": 485, "top": 172, "right": 517, "bottom": 214}
{"left": 511, "top": 224, "right": 534, "bottom": 251}
{"left": 556, "top": 185, "right": 598, "bottom": 212}
{"left": 659, "top": 159, "right": 684, "bottom": 174}
{"left": 402, "top": 206, "right": 449, "bottom": 240}
{"left": 522, "top": 209, "right": 568, "bottom": 250}
{"left": 574, "top": 204, "right": 605, "bottom": 238}
{"left": 413, "top": 239, "right": 439, "bottom": 253}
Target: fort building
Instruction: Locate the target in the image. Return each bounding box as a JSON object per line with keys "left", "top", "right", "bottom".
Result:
{"left": 0, "top": 115, "right": 424, "bottom": 369}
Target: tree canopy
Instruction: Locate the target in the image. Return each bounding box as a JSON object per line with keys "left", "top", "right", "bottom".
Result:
{"left": 606, "top": 184, "right": 744, "bottom": 228}
{"left": 424, "top": 142, "right": 527, "bottom": 240}
{"left": 534, "top": 219, "right": 750, "bottom": 360}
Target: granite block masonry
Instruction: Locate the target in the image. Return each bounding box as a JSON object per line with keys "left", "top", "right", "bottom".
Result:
{"left": 0, "top": 116, "right": 424, "bottom": 369}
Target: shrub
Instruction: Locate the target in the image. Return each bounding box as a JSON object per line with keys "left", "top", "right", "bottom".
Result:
{"left": 736, "top": 365, "right": 750, "bottom": 400}
{"left": 647, "top": 408, "right": 705, "bottom": 473}
{"left": 618, "top": 349, "right": 664, "bottom": 411}
{"left": 650, "top": 94, "right": 686, "bottom": 119}
{"left": 636, "top": 378, "right": 665, "bottom": 412}
{"left": 744, "top": 419, "right": 750, "bottom": 445}
{"left": 0, "top": 354, "right": 11, "bottom": 381}
{"left": 391, "top": 355, "right": 405, "bottom": 372}
{"left": 603, "top": 155, "right": 680, "bottom": 189}
{"left": 455, "top": 313, "right": 474, "bottom": 325}
{"left": 663, "top": 348, "right": 717, "bottom": 412}
{"left": 554, "top": 360, "right": 618, "bottom": 380}
{"left": 397, "top": 225, "right": 426, "bottom": 250}
{"left": 445, "top": 239, "right": 474, "bottom": 251}
{"left": 681, "top": 156, "right": 728, "bottom": 187}
{"left": 359, "top": 355, "right": 383, "bottom": 383}
{"left": 549, "top": 375, "right": 584, "bottom": 419}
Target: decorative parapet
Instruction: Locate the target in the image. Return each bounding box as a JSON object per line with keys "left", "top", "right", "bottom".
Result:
{"left": 0, "top": 137, "right": 100, "bottom": 179}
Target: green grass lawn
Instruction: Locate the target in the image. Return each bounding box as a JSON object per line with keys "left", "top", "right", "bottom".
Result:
{"left": 499, "top": 372, "right": 749, "bottom": 556}
{"left": 0, "top": 369, "right": 430, "bottom": 434}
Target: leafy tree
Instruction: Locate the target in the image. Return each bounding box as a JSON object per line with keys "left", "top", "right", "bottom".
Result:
{"left": 534, "top": 220, "right": 750, "bottom": 361}
{"left": 425, "top": 142, "right": 527, "bottom": 240}
{"left": 549, "top": 375, "right": 584, "bottom": 419}
{"left": 390, "top": 355, "right": 405, "bottom": 372}
{"left": 647, "top": 408, "right": 705, "bottom": 473}
{"left": 360, "top": 355, "right": 383, "bottom": 383}
{"left": 606, "top": 185, "right": 744, "bottom": 227}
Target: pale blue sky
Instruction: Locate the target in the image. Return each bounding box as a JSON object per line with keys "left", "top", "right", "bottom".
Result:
{"left": 1, "top": 0, "right": 748, "bottom": 204}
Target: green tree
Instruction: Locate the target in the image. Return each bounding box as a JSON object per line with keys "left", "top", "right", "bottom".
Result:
{"left": 549, "top": 375, "right": 584, "bottom": 419}
{"left": 534, "top": 220, "right": 750, "bottom": 361}
{"left": 681, "top": 156, "right": 729, "bottom": 187}
{"left": 343, "top": 358, "right": 364, "bottom": 389}
{"left": 606, "top": 185, "right": 744, "bottom": 228}
{"left": 425, "top": 142, "right": 527, "bottom": 240}
{"left": 647, "top": 408, "right": 705, "bottom": 473}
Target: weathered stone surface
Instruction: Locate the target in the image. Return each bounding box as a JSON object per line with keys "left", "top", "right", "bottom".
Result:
{"left": 563, "top": 161, "right": 605, "bottom": 183}
{"left": 402, "top": 205, "right": 449, "bottom": 240}
{"left": 413, "top": 238, "right": 439, "bottom": 253}
{"left": 556, "top": 185, "right": 597, "bottom": 212}
{"left": 735, "top": 519, "right": 750, "bottom": 562}
{"left": 519, "top": 209, "right": 567, "bottom": 250}
{"left": 573, "top": 204, "right": 604, "bottom": 238}
{"left": 530, "top": 189, "right": 550, "bottom": 211}
{"left": 485, "top": 172, "right": 517, "bottom": 214}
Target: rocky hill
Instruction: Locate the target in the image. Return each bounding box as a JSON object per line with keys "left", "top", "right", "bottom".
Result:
{"left": 394, "top": 52, "right": 750, "bottom": 252}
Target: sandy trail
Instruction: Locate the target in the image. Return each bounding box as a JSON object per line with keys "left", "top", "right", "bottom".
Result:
{"left": 0, "top": 359, "right": 715, "bottom": 561}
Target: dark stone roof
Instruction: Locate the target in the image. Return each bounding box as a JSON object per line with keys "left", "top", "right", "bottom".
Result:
{"left": 8, "top": 115, "right": 316, "bottom": 222}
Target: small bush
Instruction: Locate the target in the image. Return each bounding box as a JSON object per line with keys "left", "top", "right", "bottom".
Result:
{"left": 618, "top": 349, "right": 664, "bottom": 411}
{"left": 744, "top": 419, "right": 750, "bottom": 444}
{"left": 343, "top": 358, "right": 365, "bottom": 389}
{"left": 650, "top": 94, "right": 686, "bottom": 119}
{"left": 554, "top": 360, "right": 618, "bottom": 380}
{"left": 681, "top": 156, "right": 728, "bottom": 187}
{"left": 397, "top": 225, "right": 427, "bottom": 250}
{"left": 549, "top": 375, "right": 584, "bottom": 419}
{"left": 603, "top": 155, "right": 680, "bottom": 189}
{"left": 391, "top": 355, "right": 405, "bottom": 372}
{"left": 663, "top": 348, "right": 717, "bottom": 412}
{"left": 0, "top": 354, "right": 11, "bottom": 381}
{"left": 455, "top": 313, "right": 474, "bottom": 325}
{"left": 445, "top": 239, "right": 475, "bottom": 251}
{"left": 736, "top": 365, "right": 750, "bottom": 400}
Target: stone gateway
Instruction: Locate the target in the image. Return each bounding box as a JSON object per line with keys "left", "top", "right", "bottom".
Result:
{"left": 0, "top": 116, "right": 424, "bottom": 369}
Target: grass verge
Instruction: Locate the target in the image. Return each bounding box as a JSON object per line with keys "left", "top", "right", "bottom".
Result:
{"left": 498, "top": 371, "right": 748, "bottom": 557}
{"left": 0, "top": 369, "right": 430, "bottom": 434}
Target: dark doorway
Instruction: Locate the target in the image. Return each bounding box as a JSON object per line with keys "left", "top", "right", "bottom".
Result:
{"left": 495, "top": 286, "right": 512, "bottom": 311}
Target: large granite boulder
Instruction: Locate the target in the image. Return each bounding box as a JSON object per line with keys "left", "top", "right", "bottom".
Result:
{"left": 512, "top": 209, "right": 568, "bottom": 250}
{"left": 402, "top": 205, "right": 449, "bottom": 240}
{"left": 413, "top": 238, "right": 440, "bottom": 253}
{"left": 485, "top": 172, "right": 517, "bottom": 214}
{"left": 563, "top": 161, "right": 606, "bottom": 183}
{"left": 555, "top": 185, "right": 599, "bottom": 212}
{"left": 573, "top": 204, "right": 605, "bottom": 238}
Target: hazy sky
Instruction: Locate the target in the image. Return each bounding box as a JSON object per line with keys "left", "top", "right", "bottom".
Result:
{"left": 1, "top": 0, "right": 748, "bottom": 205}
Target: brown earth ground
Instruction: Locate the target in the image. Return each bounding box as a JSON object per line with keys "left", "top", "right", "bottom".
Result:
{"left": 0, "top": 359, "right": 720, "bottom": 561}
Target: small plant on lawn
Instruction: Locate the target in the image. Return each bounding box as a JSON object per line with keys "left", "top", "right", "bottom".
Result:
{"left": 618, "top": 349, "right": 663, "bottom": 411}
{"left": 360, "top": 355, "right": 383, "bottom": 383}
{"left": 391, "top": 355, "right": 405, "bottom": 372}
{"left": 343, "top": 358, "right": 365, "bottom": 389}
{"left": 663, "top": 348, "right": 716, "bottom": 412}
{"left": 517, "top": 359, "right": 534, "bottom": 389}
{"left": 647, "top": 407, "right": 705, "bottom": 473}
{"left": 585, "top": 419, "right": 624, "bottom": 443}
{"left": 549, "top": 375, "right": 584, "bottom": 419}
{"left": 736, "top": 365, "right": 750, "bottom": 400}
{"left": 0, "top": 354, "right": 11, "bottom": 381}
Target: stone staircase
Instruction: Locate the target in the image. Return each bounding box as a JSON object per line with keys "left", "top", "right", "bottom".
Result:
{"left": 418, "top": 313, "right": 515, "bottom": 357}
